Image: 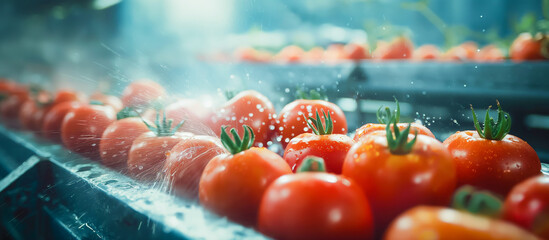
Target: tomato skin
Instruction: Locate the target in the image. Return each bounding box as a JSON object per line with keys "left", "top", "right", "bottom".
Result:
{"left": 127, "top": 131, "right": 191, "bottom": 180}
{"left": 503, "top": 175, "right": 549, "bottom": 239}
{"left": 373, "top": 37, "right": 414, "bottom": 60}
{"left": 52, "top": 90, "right": 86, "bottom": 105}
{"left": 475, "top": 45, "right": 505, "bottom": 62}
{"left": 412, "top": 44, "right": 440, "bottom": 60}
{"left": 343, "top": 43, "right": 371, "bottom": 60}
{"left": 90, "top": 93, "right": 123, "bottom": 112}
{"left": 443, "top": 131, "right": 541, "bottom": 196}
{"left": 210, "top": 90, "right": 277, "bottom": 147}
{"left": 42, "top": 101, "right": 82, "bottom": 142}
{"left": 99, "top": 117, "right": 150, "bottom": 170}
{"left": 442, "top": 41, "right": 479, "bottom": 61}
{"left": 164, "top": 135, "right": 227, "bottom": 199}
{"left": 353, "top": 123, "right": 435, "bottom": 142}
{"left": 19, "top": 99, "right": 41, "bottom": 131}
{"left": 303, "top": 47, "right": 325, "bottom": 63}
{"left": 258, "top": 173, "right": 374, "bottom": 240}
{"left": 61, "top": 104, "right": 116, "bottom": 160}
{"left": 275, "top": 45, "right": 305, "bottom": 63}
{"left": 342, "top": 134, "right": 456, "bottom": 232}
{"left": 152, "top": 98, "right": 215, "bottom": 135}
{"left": 199, "top": 147, "right": 292, "bottom": 226}
{"left": 121, "top": 80, "right": 166, "bottom": 108}
{"left": 385, "top": 206, "right": 539, "bottom": 240}
{"left": 277, "top": 99, "right": 347, "bottom": 149}
{"left": 283, "top": 133, "right": 353, "bottom": 173}
{"left": 510, "top": 33, "right": 547, "bottom": 61}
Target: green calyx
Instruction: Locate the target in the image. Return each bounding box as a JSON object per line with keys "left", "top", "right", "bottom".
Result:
{"left": 306, "top": 109, "right": 333, "bottom": 135}
{"left": 452, "top": 185, "right": 503, "bottom": 218}
{"left": 116, "top": 107, "right": 140, "bottom": 120}
{"left": 295, "top": 89, "right": 328, "bottom": 101}
{"left": 143, "top": 110, "right": 184, "bottom": 137}
{"left": 296, "top": 156, "right": 326, "bottom": 173}
{"left": 220, "top": 125, "right": 255, "bottom": 155}
{"left": 386, "top": 117, "right": 417, "bottom": 155}
{"left": 471, "top": 100, "right": 511, "bottom": 141}
{"left": 377, "top": 97, "right": 400, "bottom": 124}
{"left": 224, "top": 90, "right": 237, "bottom": 100}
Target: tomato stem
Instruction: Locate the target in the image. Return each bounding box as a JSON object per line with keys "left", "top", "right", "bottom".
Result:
{"left": 306, "top": 109, "right": 333, "bottom": 135}
{"left": 116, "top": 107, "right": 140, "bottom": 120}
{"left": 142, "top": 110, "right": 184, "bottom": 137}
{"left": 296, "top": 156, "right": 326, "bottom": 173}
{"left": 376, "top": 97, "right": 400, "bottom": 124}
{"left": 220, "top": 125, "right": 255, "bottom": 154}
{"left": 295, "top": 89, "right": 328, "bottom": 101}
{"left": 471, "top": 100, "right": 511, "bottom": 141}
{"left": 452, "top": 186, "right": 503, "bottom": 217}
{"left": 386, "top": 117, "right": 417, "bottom": 155}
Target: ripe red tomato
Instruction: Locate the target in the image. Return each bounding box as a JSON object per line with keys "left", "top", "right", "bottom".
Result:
{"left": 343, "top": 124, "right": 456, "bottom": 233}
{"left": 277, "top": 97, "right": 347, "bottom": 149}
{"left": 373, "top": 36, "right": 414, "bottom": 60}
{"left": 442, "top": 41, "right": 479, "bottom": 61}
{"left": 283, "top": 110, "right": 353, "bottom": 173}
{"left": 510, "top": 33, "right": 548, "bottom": 61}
{"left": 52, "top": 90, "right": 86, "bottom": 104}
{"left": 412, "top": 44, "right": 441, "bottom": 60}
{"left": 61, "top": 104, "right": 116, "bottom": 160}
{"left": 274, "top": 45, "right": 305, "bottom": 63}
{"left": 324, "top": 44, "right": 346, "bottom": 63}
{"left": 385, "top": 206, "right": 539, "bottom": 240}
{"left": 209, "top": 90, "right": 277, "bottom": 147}
{"left": 258, "top": 156, "right": 373, "bottom": 240}
{"left": 443, "top": 102, "right": 540, "bottom": 196}
{"left": 164, "top": 135, "right": 227, "bottom": 199}
{"left": 100, "top": 117, "right": 150, "bottom": 170}
{"left": 503, "top": 175, "right": 549, "bottom": 239}
{"left": 475, "top": 45, "right": 505, "bottom": 62}
{"left": 121, "top": 80, "right": 166, "bottom": 108}
{"left": 302, "top": 47, "right": 325, "bottom": 63}
{"left": 343, "top": 43, "right": 371, "bottom": 60}
{"left": 42, "top": 101, "right": 82, "bottom": 142}
{"left": 199, "top": 126, "right": 292, "bottom": 226}
{"left": 163, "top": 98, "right": 215, "bottom": 135}
{"left": 19, "top": 99, "right": 42, "bottom": 131}
{"left": 90, "top": 93, "right": 123, "bottom": 112}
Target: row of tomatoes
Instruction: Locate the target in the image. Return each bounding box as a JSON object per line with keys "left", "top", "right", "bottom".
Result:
{"left": 0, "top": 78, "right": 547, "bottom": 239}
{"left": 232, "top": 32, "right": 549, "bottom": 63}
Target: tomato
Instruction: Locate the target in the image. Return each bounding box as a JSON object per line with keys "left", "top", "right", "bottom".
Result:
{"left": 277, "top": 95, "right": 347, "bottom": 149}
{"left": 61, "top": 104, "right": 116, "bottom": 160}
{"left": 275, "top": 45, "right": 305, "bottom": 63}
{"left": 90, "top": 93, "right": 123, "bottom": 112}
{"left": 510, "top": 33, "right": 548, "bottom": 61}
{"left": 164, "top": 135, "right": 227, "bottom": 199}
{"left": 342, "top": 122, "right": 456, "bottom": 233}
{"left": 163, "top": 98, "right": 215, "bottom": 135}
{"left": 283, "top": 110, "right": 353, "bottom": 173}
{"left": 443, "top": 102, "right": 540, "bottom": 196}
{"left": 1, "top": 94, "right": 29, "bottom": 127}
{"left": 343, "top": 43, "right": 371, "bottom": 60}
{"left": 302, "top": 47, "right": 325, "bottom": 63}
{"left": 324, "top": 44, "right": 346, "bottom": 63}
{"left": 442, "top": 41, "right": 479, "bottom": 61}
{"left": 42, "top": 101, "right": 82, "bottom": 142}
{"left": 199, "top": 126, "right": 292, "bottom": 226}
{"left": 234, "top": 47, "right": 272, "bottom": 62}
{"left": 52, "top": 90, "right": 86, "bottom": 105}
{"left": 100, "top": 116, "right": 150, "bottom": 170}
{"left": 19, "top": 99, "right": 42, "bottom": 131}
{"left": 258, "top": 156, "right": 373, "bottom": 240}
{"left": 373, "top": 36, "right": 414, "bottom": 60}
{"left": 209, "top": 90, "right": 277, "bottom": 147}
{"left": 475, "top": 45, "right": 505, "bottom": 62}
{"left": 353, "top": 99, "right": 434, "bottom": 141}
{"left": 385, "top": 206, "right": 539, "bottom": 240}
{"left": 412, "top": 44, "right": 440, "bottom": 60}
{"left": 503, "top": 175, "right": 549, "bottom": 239}
{"left": 121, "top": 80, "right": 166, "bottom": 109}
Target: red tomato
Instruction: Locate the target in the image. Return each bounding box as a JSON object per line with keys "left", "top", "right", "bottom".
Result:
{"left": 234, "top": 47, "right": 272, "bottom": 63}
{"left": 302, "top": 47, "right": 325, "bottom": 63}
{"left": 443, "top": 131, "right": 540, "bottom": 196}
{"left": 209, "top": 90, "right": 277, "bottom": 147}
{"left": 100, "top": 117, "right": 150, "bottom": 170}
{"left": 503, "top": 175, "right": 549, "bottom": 239}
{"left": 258, "top": 157, "right": 374, "bottom": 240}
{"left": 510, "top": 33, "right": 548, "bottom": 61}
{"left": 52, "top": 90, "right": 86, "bottom": 105}
{"left": 61, "top": 104, "right": 116, "bottom": 160}
{"left": 1, "top": 94, "right": 29, "bottom": 127}
{"left": 42, "top": 101, "right": 82, "bottom": 142}
{"left": 342, "top": 129, "right": 456, "bottom": 233}
{"left": 199, "top": 126, "right": 292, "bottom": 226}
{"left": 412, "top": 44, "right": 441, "bottom": 60}
{"left": 19, "top": 99, "right": 42, "bottom": 131}
{"left": 353, "top": 122, "right": 434, "bottom": 141}
{"left": 90, "top": 93, "right": 123, "bottom": 112}
{"left": 164, "top": 135, "right": 227, "bottom": 199}
{"left": 343, "top": 43, "right": 371, "bottom": 60}
{"left": 274, "top": 45, "right": 305, "bottom": 63}
{"left": 324, "top": 44, "right": 346, "bottom": 63}
{"left": 373, "top": 36, "right": 414, "bottom": 60}
{"left": 121, "top": 80, "right": 166, "bottom": 109}
{"left": 164, "top": 98, "right": 215, "bottom": 135}
{"left": 442, "top": 41, "right": 479, "bottom": 61}
{"left": 127, "top": 131, "right": 191, "bottom": 180}
{"left": 385, "top": 206, "right": 539, "bottom": 240}
{"left": 277, "top": 99, "right": 347, "bottom": 149}
{"left": 475, "top": 45, "right": 505, "bottom": 62}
